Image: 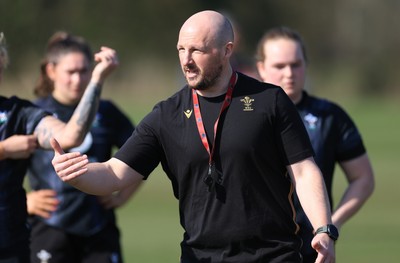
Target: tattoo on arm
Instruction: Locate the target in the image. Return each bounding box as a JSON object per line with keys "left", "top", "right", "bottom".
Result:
{"left": 35, "top": 83, "right": 102, "bottom": 149}
{"left": 35, "top": 119, "right": 55, "bottom": 149}
{"left": 74, "top": 82, "right": 102, "bottom": 134}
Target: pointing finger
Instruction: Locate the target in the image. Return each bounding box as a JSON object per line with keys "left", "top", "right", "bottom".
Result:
{"left": 50, "top": 138, "right": 64, "bottom": 156}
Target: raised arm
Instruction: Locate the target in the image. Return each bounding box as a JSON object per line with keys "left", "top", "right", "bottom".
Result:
{"left": 50, "top": 138, "right": 143, "bottom": 196}
{"left": 288, "top": 157, "right": 336, "bottom": 263}
{"left": 35, "top": 47, "right": 118, "bottom": 149}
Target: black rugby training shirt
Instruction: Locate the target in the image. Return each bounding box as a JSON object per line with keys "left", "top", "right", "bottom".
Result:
{"left": 115, "top": 73, "right": 314, "bottom": 262}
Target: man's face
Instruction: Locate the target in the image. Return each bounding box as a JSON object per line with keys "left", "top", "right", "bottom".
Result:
{"left": 177, "top": 27, "right": 224, "bottom": 90}
{"left": 257, "top": 38, "right": 306, "bottom": 103}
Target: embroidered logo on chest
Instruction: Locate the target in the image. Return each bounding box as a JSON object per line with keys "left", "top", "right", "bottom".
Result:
{"left": 240, "top": 96, "right": 254, "bottom": 111}
{"left": 0, "top": 111, "right": 8, "bottom": 125}
{"left": 37, "top": 249, "right": 52, "bottom": 263}
{"left": 304, "top": 113, "right": 318, "bottom": 129}
{"left": 184, "top": 109, "right": 193, "bottom": 119}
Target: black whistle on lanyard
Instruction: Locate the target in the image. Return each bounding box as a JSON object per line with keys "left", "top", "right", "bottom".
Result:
{"left": 204, "top": 163, "right": 220, "bottom": 192}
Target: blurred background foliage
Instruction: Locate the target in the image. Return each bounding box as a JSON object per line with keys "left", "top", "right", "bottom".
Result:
{"left": 1, "top": 0, "right": 400, "bottom": 101}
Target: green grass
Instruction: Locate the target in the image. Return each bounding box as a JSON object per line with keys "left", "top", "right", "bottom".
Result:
{"left": 117, "top": 167, "right": 182, "bottom": 262}
{"left": 115, "top": 96, "right": 400, "bottom": 262}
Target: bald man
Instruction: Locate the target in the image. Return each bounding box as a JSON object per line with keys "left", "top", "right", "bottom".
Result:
{"left": 50, "top": 11, "right": 336, "bottom": 263}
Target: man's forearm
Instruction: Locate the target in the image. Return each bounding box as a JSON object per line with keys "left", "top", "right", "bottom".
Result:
{"left": 290, "top": 158, "right": 333, "bottom": 229}
{"left": 297, "top": 172, "right": 332, "bottom": 229}
{"left": 69, "top": 162, "right": 119, "bottom": 195}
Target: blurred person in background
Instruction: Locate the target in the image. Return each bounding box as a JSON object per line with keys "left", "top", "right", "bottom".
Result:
{"left": 256, "top": 26, "right": 375, "bottom": 263}
{"left": 26, "top": 31, "right": 139, "bottom": 263}
{"left": 0, "top": 33, "right": 7, "bottom": 83}
{"left": 0, "top": 31, "right": 117, "bottom": 263}
{"left": 49, "top": 11, "right": 336, "bottom": 263}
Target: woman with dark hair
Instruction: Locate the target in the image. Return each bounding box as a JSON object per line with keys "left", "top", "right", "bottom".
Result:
{"left": 0, "top": 31, "right": 118, "bottom": 263}
{"left": 26, "top": 31, "right": 140, "bottom": 263}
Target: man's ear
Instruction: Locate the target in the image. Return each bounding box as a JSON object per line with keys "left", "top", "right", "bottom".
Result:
{"left": 225, "top": 42, "right": 234, "bottom": 57}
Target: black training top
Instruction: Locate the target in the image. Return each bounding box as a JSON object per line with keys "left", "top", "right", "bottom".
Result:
{"left": 0, "top": 96, "right": 50, "bottom": 250}
{"left": 115, "top": 73, "right": 314, "bottom": 262}
{"left": 28, "top": 96, "right": 134, "bottom": 236}
{"left": 297, "top": 91, "right": 365, "bottom": 202}
{"left": 294, "top": 91, "right": 366, "bottom": 258}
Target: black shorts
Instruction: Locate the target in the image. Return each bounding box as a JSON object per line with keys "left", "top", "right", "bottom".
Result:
{"left": 29, "top": 219, "right": 123, "bottom": 263}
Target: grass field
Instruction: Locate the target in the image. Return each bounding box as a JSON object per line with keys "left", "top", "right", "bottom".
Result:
{"left": 114, "top": 96, "right": 400, "bottom": 263}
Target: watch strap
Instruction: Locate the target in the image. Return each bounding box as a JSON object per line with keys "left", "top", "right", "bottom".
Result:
{"left": 315, "top": 224, "right": 339, "bottom": 241}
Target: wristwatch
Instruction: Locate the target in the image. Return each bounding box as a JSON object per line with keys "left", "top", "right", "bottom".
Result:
{"left": 314, "top": 224, "right": 339, "bottom": 241}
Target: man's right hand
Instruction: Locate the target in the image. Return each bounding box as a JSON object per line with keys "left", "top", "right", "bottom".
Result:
{"left": 51, "top": 138, "right": 89, "bottom": 183}
{"left": 0, "top": 134, "right": 38, "bottom": 160}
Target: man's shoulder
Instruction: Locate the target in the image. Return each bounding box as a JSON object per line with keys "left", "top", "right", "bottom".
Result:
{"left": 155, "top": 86, "right": 191, "bottom": 109}
{"left": 139, "top": 86, "right": 190, "bottom": 127}
{"left": 236, "top": 72, "right": 282, "bottom": 92}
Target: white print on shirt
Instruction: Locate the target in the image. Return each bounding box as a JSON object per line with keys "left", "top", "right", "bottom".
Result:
{"left": 37, "top": 249, "right": 52, "bottom": 263}
{"left": 304, "top": 113, "right": 318, "bottom": 130}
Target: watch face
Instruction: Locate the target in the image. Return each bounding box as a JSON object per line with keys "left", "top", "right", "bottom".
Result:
{"left": 316, "top": 224, "right": 339, "bottom": 241}
{"left": 328, "top": 224, "right": 339, "bottom": 240}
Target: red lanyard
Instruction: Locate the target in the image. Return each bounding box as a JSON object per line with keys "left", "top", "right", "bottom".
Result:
{"left": 192, "top": 71, "right": 237, "bottom": 169}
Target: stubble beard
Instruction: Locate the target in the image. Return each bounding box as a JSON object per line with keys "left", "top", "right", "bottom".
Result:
{"left": 186, "top": 63, "right": 223, "bottom": 91}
